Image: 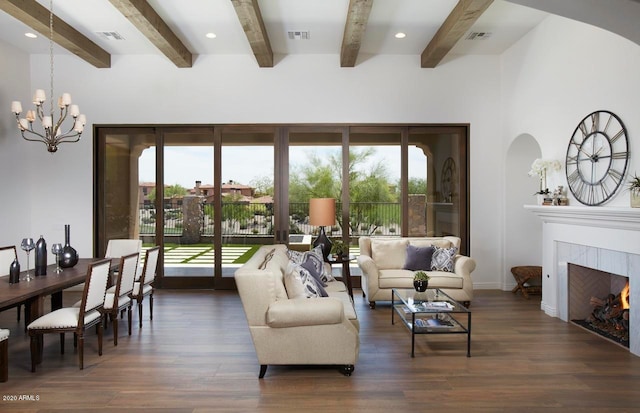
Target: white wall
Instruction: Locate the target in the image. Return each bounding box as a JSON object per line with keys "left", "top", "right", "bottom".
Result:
{"left": 502, "top": 15, "right": 640, "bottom": 272}
{"left": 2, "top": 51, "right": 504, "bottom": 287}
{"left": 0, "top": 41, "right": 30, "bottom": 254}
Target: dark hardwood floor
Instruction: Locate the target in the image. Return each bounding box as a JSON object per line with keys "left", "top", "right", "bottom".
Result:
{"left": 1, "top": 289, "right": 639, "bottom": 412}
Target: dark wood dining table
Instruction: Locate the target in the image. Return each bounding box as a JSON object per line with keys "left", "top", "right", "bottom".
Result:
{"left": 0, "top": 259, "right": 100, "bottom": 321}
{"left": 0, "top": 258, "right": 114, "bottom": 363}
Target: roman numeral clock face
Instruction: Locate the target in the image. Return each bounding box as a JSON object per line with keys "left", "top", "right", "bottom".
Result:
{"left": 566, "top": 110, "right": 629, "bottom": 206}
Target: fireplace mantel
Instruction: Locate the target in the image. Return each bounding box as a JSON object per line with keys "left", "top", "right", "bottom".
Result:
{"left": 526, "top": 204, "right": 640, "bottom": 356}
{"left": 524, "top": 205, "right": 640, "bottom": 231}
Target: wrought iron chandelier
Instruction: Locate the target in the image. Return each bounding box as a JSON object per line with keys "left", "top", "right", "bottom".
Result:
{"left": 10, "top": 0, "right": 86, "bottom": 153}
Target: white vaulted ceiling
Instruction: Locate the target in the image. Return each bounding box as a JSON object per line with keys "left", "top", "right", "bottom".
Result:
{"left": 1, "top": 0, "right": 638, "bottom": 70}
{"left": 0, "top": 0, "right": 550, "bottom": 69}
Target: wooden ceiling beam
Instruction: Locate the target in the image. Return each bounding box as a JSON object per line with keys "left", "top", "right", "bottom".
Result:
{"left": 231, "top": 0, "right": 273, "bottom": 68}
{"left": 0, "top": 0, "right": 111, "bottom": 68}
{"left": 109, "top": 0, "right": 193, "bottom": 68}
{"left": 421, "top": 0, "right": 494, "bottom": 68}
{"left": 340, "top": 0, "right": 373, "bottom": 67}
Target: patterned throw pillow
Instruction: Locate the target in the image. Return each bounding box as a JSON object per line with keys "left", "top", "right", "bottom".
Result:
{"left": 284, "top": 262, "right": 328, "bottom": 299}
{"left": 287, "top": 246, "right": 336, "bottom": 282}
{"left": 300, "top": 259, "right": 327, "bottom": 287}
{"left": 430, "top": 246, "right": 458, "bottom": 272}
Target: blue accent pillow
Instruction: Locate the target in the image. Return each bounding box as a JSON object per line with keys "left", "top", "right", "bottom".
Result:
{"left": 403, "top": 244, "right": 435, "bottom": 271}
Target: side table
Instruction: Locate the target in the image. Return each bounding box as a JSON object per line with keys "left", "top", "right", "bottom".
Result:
{"left": 326, "top": 255, "right": 355, "bottom": 299}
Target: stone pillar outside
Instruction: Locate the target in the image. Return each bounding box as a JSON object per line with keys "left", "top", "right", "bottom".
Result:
{"left": 408, "top": 194, "right": 427, "bottom": 236}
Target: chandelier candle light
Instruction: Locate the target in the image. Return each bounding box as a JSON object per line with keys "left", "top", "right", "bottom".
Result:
{"left": 10, "top": 0, "right": 86, "bottom": 153}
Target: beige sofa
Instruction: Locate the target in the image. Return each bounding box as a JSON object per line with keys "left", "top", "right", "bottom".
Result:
{"left": 234, "top": 245, "right": 359, "bottom": 378}
{"left": 358, "top": 236, "right": 476, "bottom": 308}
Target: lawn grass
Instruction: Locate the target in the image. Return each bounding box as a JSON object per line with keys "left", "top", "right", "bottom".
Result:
{"left": 233, "top": 245, "right": 261, "bottom": 264}
{"left": 143, "top": 243, "right": 261, "bottom": 264}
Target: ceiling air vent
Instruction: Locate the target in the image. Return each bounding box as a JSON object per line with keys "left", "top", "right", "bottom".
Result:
{"left": 287, "top": 31, "right": 310, "bottom": 40}
{"left": 97, "top": 31, "right": 125, "bottom": 41}
{"left": 466, "top": 31, "right": 492, "bottom": 40}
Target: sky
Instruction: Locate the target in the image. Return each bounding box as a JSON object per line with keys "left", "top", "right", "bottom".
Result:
{"left": 138, "top": 145, "right": 426, "bottom": 188}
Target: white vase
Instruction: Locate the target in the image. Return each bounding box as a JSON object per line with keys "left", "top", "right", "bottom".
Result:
{"left": 631, "top": 191, "right": 640, "bottom": 208}
{"left": 536, "top": 194, "right": 545, "bottom": 205}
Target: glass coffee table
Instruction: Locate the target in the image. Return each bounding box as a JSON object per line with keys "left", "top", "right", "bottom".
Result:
{"left": 392, "top": 288, "right": 471, "bottom": 357}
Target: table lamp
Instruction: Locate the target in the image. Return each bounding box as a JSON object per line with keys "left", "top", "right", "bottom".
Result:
{"left": 309, "top": 198, "right": 335, "bottom": 261}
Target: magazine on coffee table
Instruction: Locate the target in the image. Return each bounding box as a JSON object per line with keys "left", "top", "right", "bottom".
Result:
{"left": 420, "top": 301, "right": 454, "bottom": 311}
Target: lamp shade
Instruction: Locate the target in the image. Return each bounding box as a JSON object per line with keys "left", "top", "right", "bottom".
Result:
{"left": 309, "top": 198, "right": 336, "bottom": 227}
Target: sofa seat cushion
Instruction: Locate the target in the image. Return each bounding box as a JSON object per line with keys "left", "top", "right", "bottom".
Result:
{"left": 328, "top": 291, "right": 357, "bottom": 322}
{"left": 378, "top": 269, "right": 464, "bottom": 289}
{"left": 378, "top": 269, "right": 415, "bottom": 289}
{"left": 324, "top": 280, "right": 347, "bottom": 293}
{"left": 427, "top": 271, "right": 464, "bottom": 289}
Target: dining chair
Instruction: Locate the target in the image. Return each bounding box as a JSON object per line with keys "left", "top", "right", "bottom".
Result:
{"left": 27, "top": 258, "right": 111, "bottom": 371}
{"left": 105, "top": 239, "right": 142, "bottom": 261}
{"left": 105, "top": 238, "right": 142, "bottom": 280}
{"left": 131, "top": 246, "right": 160, "bottom": 328}
{"left": 0, "top": 328, "right": 8, "bottom": 382}
{"left": 100, "top": 252, "right": 139, "bottom": 345}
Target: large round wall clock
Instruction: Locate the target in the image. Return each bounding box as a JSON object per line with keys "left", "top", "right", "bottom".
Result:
{"left": 565, "top": 110, "right": 629, "bottom": 206}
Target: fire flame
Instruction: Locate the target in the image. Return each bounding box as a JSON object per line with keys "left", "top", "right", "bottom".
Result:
{"left": 620, "top": 282, "right": 630, "bottom": 310}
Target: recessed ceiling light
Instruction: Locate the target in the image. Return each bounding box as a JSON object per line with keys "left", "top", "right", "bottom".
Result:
{"left": 395, "top": 32, "right": 406, "bottom": 39}
{"left": 205, "top": 32, "right": 217, "bottom": 39}
{"left": 25, "top": 32, "right": 37, "bottom": 39}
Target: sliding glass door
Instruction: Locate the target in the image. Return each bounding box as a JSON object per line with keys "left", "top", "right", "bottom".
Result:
{"left": 219, "top": 127, "right": 276, "bottom": 286}
{"left": 96, "top": 123, "right": 469, "bottom": 289}
{"left": 96, "top": 127, "right": 157, "bottom": 259}
{"left": 159, "top": 128, "right": 215, "bottom": 287}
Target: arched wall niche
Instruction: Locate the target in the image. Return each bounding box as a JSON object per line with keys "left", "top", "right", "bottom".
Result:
{"left": 503, "top": 134, "right": 543, "bottom": 290}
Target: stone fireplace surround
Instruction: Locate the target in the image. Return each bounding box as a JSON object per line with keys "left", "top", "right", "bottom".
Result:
{"left": 526, "top": 205, "right": 640, "bottom": 357}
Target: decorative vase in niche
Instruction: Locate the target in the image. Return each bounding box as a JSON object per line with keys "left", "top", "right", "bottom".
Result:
{"left": 631, "top": 191, "right": 640, "bottom": 208}
{"left": 59, "top": 224, "right": 78, "bottom": 268}
{"left": 35, "top": 235, "right": 47, "bottom": 276}
{"left": 413, "top": 280, "right": 428, "bottom": 292}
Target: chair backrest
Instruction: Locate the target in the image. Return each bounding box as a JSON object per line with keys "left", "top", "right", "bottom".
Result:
{"left": 115, "top": 252, "right": 139, "bottom": 298}
{"left": 0, "top": 246, "right": 17, "bottom": 277}
{"left": 78, "top": 259, "right": 112, "bottom": 323}
{"left": 139, "top": 246, "right": 160, "bottom": 286}
{"left": 105, "top": 239, "right": 142, "bottom": 259}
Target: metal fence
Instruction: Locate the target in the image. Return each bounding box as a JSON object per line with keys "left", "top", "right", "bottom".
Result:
{"left": 139, "top": 202, "right": 401, "bottom": 237}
